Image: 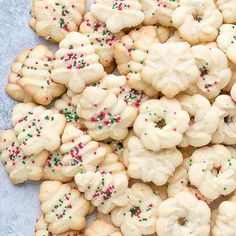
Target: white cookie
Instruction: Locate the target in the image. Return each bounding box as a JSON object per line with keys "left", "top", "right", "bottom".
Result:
{"left": 224, "top": 61, "right": 236, "bottom": 92}
{"left": 216, "top": 0, "right": 236, "bottom": 24}
{"left": 231, "top": 83, "right": 236, "bottom": 102}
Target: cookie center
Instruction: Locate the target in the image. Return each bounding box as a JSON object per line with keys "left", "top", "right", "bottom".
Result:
{"left": 154, "top": 118, "right": 166, "bottom": 129}
{"left": 199, "top": 66, "right": 209, "bottom": 77}
{"left": 178, "top": 217, "right": 187, "bottom": 226}
{"left": 224, "top": 115, "right": 233, "bottom": 124}
{"left": 211, "top": 165, "right": 222, "bottom": 176}
{"left": 193, "top": 12, "right": 203, "bottom": 22}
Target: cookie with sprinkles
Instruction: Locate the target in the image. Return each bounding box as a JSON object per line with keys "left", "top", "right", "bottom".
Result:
{"left": 90, "top": 0, "right": 144, "bottom": 33}
{"left": 60, "top": 124, "right": 107, "bottom": 177}
{"left": 113, "top": 26, "right": 170, "bottom": 96}
{"left": 39, "top": 181, "right": 90, "bottom": 234}
{"left": 0, "top": 129, "right": 48, "bottom": 184}
{"left": 84, "top": 220, "right": 122, "bottom": 236}
{"left": 35, "top": 213, "right": 82, "bottom": 236}
{"left": 12, "top": 103, "right": 66, "bottom": 155}
{"left": 29, "top": 0, "right": 86, "bottom": 43}
{"left": 216, "top": 0, "right": 236, "bottom": 24}
{"left": 75, "top": 170, "right": 129, "bottom": 214}
{"left": 80, "top": 12, "right": 124, "bottom": 73}
{"left": 14, "top": 45, "right": 66, "bottom": 105}
{"left": 111, "top": 183, "right": 161, "bottom": 236}
{"left": 51, "top": 32, "right": 105, "bottom": 93}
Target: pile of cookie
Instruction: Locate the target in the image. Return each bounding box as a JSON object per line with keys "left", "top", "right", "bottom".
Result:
{"left": 1, "top": 0, "right": 236, "bottom": 235}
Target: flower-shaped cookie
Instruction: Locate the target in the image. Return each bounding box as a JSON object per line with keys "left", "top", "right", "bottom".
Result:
{"left": 80, "top": 12, "right": 124, "bottom": 73}
{"left": 212, "top": 94, "right": 236, "bottom": 145}
{"left": 51, "top": 32, "right": 105, "bottom": 93}
{"left": 111, "top": 183, "right": 161, "bottom": 236}
{"left": 0, "top": 129, "right": 48, "bottom": 184}
{"left": 142, "top": 42, "right": 200, "bottom": 98}
{"left": 216, "top": 0, "right": 236, "bottom": 24}
{"left": 114, "top": 26, "right": 169, "bottom": 96}
{"left": 75, "top": 170, "right": 129, "bottom": 214}
{"left": 12, "top": 103, "right": 66, "bottom": 155}
{"left": 29, "top": 0, "right": 86, "bottom": 43}
{"left": 6, "top": 45, "right": 66, "bottom": 105}
{"left": 60, "top": 124, "right": 107, "bottom": 177}
{"left": 90, "top": 0, "right": 144, "bottom": 33}
{"left": 140, "top": 0, "right": 179, "bottom": 27}
{"left": 172, "top": 0, "right": 223, "bottom": 45}
{"left": 124, "top": 135, "right": 183, "bottom": 185}
{"left": 217, "top": 24, "right": 236, "bottom": 64}
{"left": 76, "top": 86, "right": 137, "bottom": 141}
{"left": 85, "top": 220, "right": 122, "bottom": 236}
{"left": 156, "top": 192, "right": 211, "bottom": 236}
{"left": 231, "top": 83, "right": 236, "bottom": 102}
{"left": 39, "top": 181, "right": 90, "bottom": 234}
{"left": 188, "top": 145, "right": 236, "bottom": 201}
{"left": 177, "top": 94, "right": 221, "bottom": 147}
{"left": 133, "top": 97, "right": 190, "bottom": 151}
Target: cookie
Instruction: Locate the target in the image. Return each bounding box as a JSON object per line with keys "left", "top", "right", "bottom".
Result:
{"left": 177, "top": 94, "right": 221, "bottom": 147}
{"left": 133, "top": 97, "right": 190, "bottom": 151}
{"left": 84, "top": 220, "right": 122, "bottom": 236}
{"left": 76, "top": 85, "right": 137, "bottom": 141}
{"left": 80, "top": 12, "right": 124, "bottom": 73}
{"left": 142, "top": 42, "right": 200, "bottom": 98}
{"left": 75, "top": 170, "right": 129, "bottom": 214}
{"left": 60, "top": 124, "right": 107, "bottom": 177}
{"left": 216, "top": 0, "right": 236, "bottom": 24}
{"left": 0, "top": 129, "right": 48, "bottom": 184}
{"left": 104, "top": 139, "right": 124, "bottom": 160}
{"left": 212, "top": 94, "right": 236, "bottom": 145}
{"left": 111, "top": 183, "right": 161, "bottom": 236}
{"left": 217, "top": 24, "right": 236, "bottom": 64}
{"left": 156, "top": 191, "right": 211, "bottom": 236}
{"left": 231, "top": 83, "right": 236, "bottom": 102}
{"left": 123, "top": 135, "right": 183, "bottom": 185}
{"left": 12, "top": 103, "right": 66, "bottom": 155}
{"left": 113, "top": 26, "right": 169, "bottom": 96}
{"left": 90, "top": 0, "right": 144, "bottom": 33}
{"left": 39, "top": 181, "right": 90, "bottom": 234}
{"left": 224, "top": 61, "right": 236, "bottom": 92}
{"left": 51, "top": 32, "right": 105, "bottom": 93}
{"left": 188, "top": 145, "right": 236, "bottom": 201}
{"left": 96, "top": 212, "right": 113, "bottom": 224}
{"left": 29, "top": 0, "right": 86, "bottom": 43}
{"left": 172, "top": 0, "right": 223, "bottom": 45}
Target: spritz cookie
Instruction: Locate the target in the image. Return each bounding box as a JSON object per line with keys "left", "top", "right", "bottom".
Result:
{"left": 29, "top": 0, "right": 86, "bottom": 43}
{"left": 142, "top": 42, "right": 200, "bottom": 98}
{"left": 133, "top": 97, "right": 190, "bottom": 152}
{"left": 156, "top": 191, "right": 211, "bottom": 236}
{"left": 39, "top": 181, "right": 90, "bottom": 234}
{"left": 212, "top": 94, "right": 236, "bottom": 145}
{"left": 216, "top": 0, "right": 236, "bottom": 24}
{"left": 113, "top": 26, "right": 169, "bottom": 96}
{"left": 0, "top": 129, "right": 48, "bottom": 184}
{"left": 111, "top": 183, "right": 161, "bottom": 236}
{"left": 75, "top": 170, "right": 129, "bottom": 214}
{"left": 90, "top": 0, "right": 144, "bottom": 33}
{"left": 231, "top": 83, "right": 236, "bottom": 102}
{"left": 177, "top": 94, "right": 221, "bottom": 147}
{"left": 123, "top": 135, "right": 183, "bottom": 185}
{"left": 76, "top": 86, "right": 137, "bottom": 141}
{"left": 188, "top": 145, "right": 236, "bottom": 201}
{"left": 172, "top": 0, "right": 223, "bottom": 45}
{"left": 12, "top": 103, "right": 66, "bottom": 155}
{"left": 84, "top": 220, "right": 122, "bottom": 236}
{"left": 80, "top": 12, "right": 124, "bottom": 73}
{"left": 217, "top": 24, "right": 236, "bottom": 64}
{"left": 224, "top": 61, "right": 236, "bottom": 92}
{"left": 51, "top": 32, "right": 105, "bottom": 93}
{"left": 60, "top": 124, "right": 107, "bottom": 177}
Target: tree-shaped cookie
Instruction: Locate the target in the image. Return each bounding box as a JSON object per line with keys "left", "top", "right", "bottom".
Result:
{"left": 60, "top": 124, "right": 107, "bottom": 177}
{"left": 29, "top": 0, "right": 86, "bottom": 43}
{"left": 51, "top": 32, "right": 105, "bottom": 93}
{"left": 113, "top": 26, "right": 169, "bottom": 96}
{"left": 39, "top": 181, "right": 90, "bottom": 234}
{"left": 12, "top": 103, "right": 66, "bottom": 155}
{"left": 0, "top": 129, "right": 48, "bottom": 184}
{"left": 6, "top": 45, "right": 66, "bottom": 105}
{"left": 80, "top": 12, "right": 124, "bottom": 73}
{"left": 90, "top": 0, "right": 144, "bottom": 33}
{"left": 111, "top": 183, "right": 161, "bottom": 236}
{"left": 75, "top": 170, "right": 129, "bottom": 214}
{"left": 76, "top": 85, "right": 137, "bottom": 141}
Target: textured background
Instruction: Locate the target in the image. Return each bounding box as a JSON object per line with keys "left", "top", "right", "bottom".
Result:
{"left": 0, "top": 0, "right": 90, "bottom": 235}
